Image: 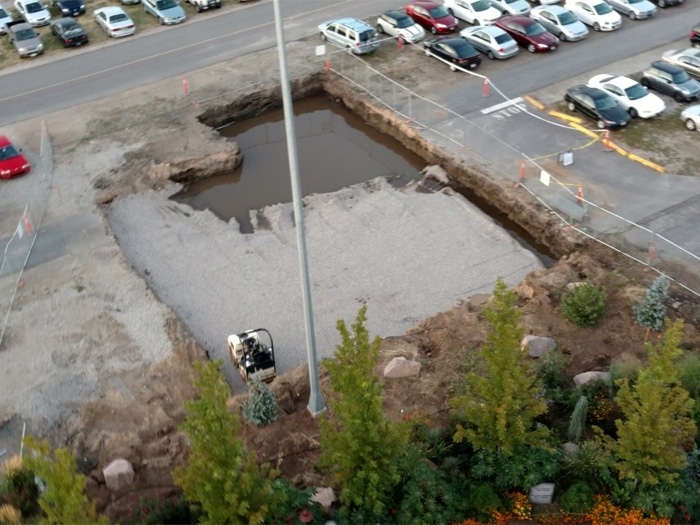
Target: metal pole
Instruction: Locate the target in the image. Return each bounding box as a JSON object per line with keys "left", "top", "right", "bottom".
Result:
{"left": 272, "top": 0, "right": 326, "bottom": 416}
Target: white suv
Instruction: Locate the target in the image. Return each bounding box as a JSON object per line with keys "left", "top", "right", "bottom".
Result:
{"left": 319, "top": 18, "right": 380, "bottom": 55}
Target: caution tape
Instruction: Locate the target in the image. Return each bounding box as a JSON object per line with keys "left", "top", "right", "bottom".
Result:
{"left": 530, "top": 133, "right": 601, "bottom": 161}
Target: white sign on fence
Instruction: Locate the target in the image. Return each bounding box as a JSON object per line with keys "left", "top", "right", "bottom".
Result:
{"left": 540, "top": 170, "right": 551, "bottom": 187}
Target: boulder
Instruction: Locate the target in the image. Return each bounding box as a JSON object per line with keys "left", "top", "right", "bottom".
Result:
{"left": 383, "top": 357, "right": 421, "bottom": 378}
{"left": 311, "top": 487, "right": 336, "bottom": 514}
{"left": 521, "top": 335, "right": 557, "bottom": 358}
{"left": 562, "top": 442, "right": 579, "bottom": 457}
{"left": 103, "top": 458, "right": 135, "bottom": 492}
{"left": 573, "top": 371, "right": 610, "bottom": 386}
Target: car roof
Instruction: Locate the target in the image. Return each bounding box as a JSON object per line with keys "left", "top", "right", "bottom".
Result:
{"left": 384, "top": 10, "right": 409, "bottom": 18}
{"left": 569, "top": 85, "right": 607, "bottom": 98}
{"left": 433, "top": 36, "right": 471, "bottom": 45}
{"left": 410, "top": 1, "right": 441, "bottom": 8}
{"left": 679, "top": 48, "right": 700, "bottom": 59}
{"left": 97, "top": 5, "right": 126, "bottom": 15}
{"left": 537, "top": 5, "right": 569, "bottom": 14}
{"left": 649, "top": 60, "right": 682, "bottom": 73}
{"left": 0, "top": 136, "right": 10, "bottom": 148}
{"left": 474, "top": 25, "right": 507, "bottom": 36}
{"left": 605, "top": 76, "right": 636, "bottom": 88}
{"left": 329, "top": 17, "right": 372, "bottom": 30}
{"left": 500, "top": 15, "right": 536, "bottom": 25}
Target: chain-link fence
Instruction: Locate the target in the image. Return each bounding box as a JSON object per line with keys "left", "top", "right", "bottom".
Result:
{"left": 325, "top": 47, "right": 700, "bottom": 297}
{"left": 0, "top": 121, "right": 53, "bottom": 346}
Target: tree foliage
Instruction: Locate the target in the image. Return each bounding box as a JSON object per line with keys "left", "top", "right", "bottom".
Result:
{"left": 612, "top": 320, "right": 697, "bottom": 485}
{"left": 633, "top": 276, "right": 670, "bottom": 332}
{"left": 562, "top": 279, "right": 607, "bottom": 327}
{"left": 173, "top": 360, "right": 282, "bottom": 524}
{"left": 318, "top": 305, "right": 408, "bottom": 516}
{"left": 23, "top": 437, "right": 106, "bottom": 525}
{"left": 242, "top": 377, "right": 279, "bottom": 427}
{"left": 451, "top": 278, "right": 549, "bottom": 455}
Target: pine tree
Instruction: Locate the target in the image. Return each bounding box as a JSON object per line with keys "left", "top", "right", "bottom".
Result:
{"left": 612, "top": 320, "right": 696, "bottom": 485}
{"left": 319, "top": 305, "right": 408, "bottom": 516}
{"left": 633, "top": 276, "right": 670, "bottom": 332}
{"left": 242, "top": 377, "right": 279, "bottom": 426}
{"left": 451, "top": 277, "right": 549, "bottom": 455}
{"left": 562, "top": 279, "right": 607, "bottom": 327}
{"left": 23, "top": 438, "right": 107, "bottom": 525}
{"left": 173, "top": 360, "right": 283, "bottom": 524}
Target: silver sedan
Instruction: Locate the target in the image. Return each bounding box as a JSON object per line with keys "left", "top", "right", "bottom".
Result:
{"left": 459, "top": 25, "right": 519, "bottom": 59}
{"left": 607, "top": 0, "right": 656, "bottom": 19}
{"left": 681, "top": 105, "right": 700, "bottom": 131}
{"left": 530, "top": 5, "right": 589, "bottom": 41}
{"left": 662, "top": 49, "right": 700, "bottom": 80}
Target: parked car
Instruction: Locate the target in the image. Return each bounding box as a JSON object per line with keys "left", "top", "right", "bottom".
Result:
{"left": 443, "top": 0, "right": 502, "bottom": 26}
{"left": 607, "top": 0, "right": 656, "bottom": 19}
{"left": 488, "top": 0, "right": 531, "bottom": 15}
{"left": 376, "top": 10, "right": 425, "bottom": 42}
{"left": 641, "top": 61, "right": 700, "bottom": 102}
{"left": 564, "top": 0, "right": 621, "bottom": 31}
{"left": 141, "top": 0, "right": 186, "bottom": 25}
{"left": 94, "top": 6, "right": 135, "bottom": 37}
{"left": 494, "top": 15, "right": 558, "bottom": 53}
{"left": 0, "top": 7, "right": 13, "bottom": 33}
{"left": 651, "top": 0, "right": 683, "bottom": 7}
{"left": 50, "top": 17, "right": 88, "bottom": 46}
{"left": 0, "top": 135, "right": 31, "bottom": 179}
{"left": 14, "top": 0, "right": 51, "bottom": 26}
{"left": 51, "top": 0, "right": 85, "bottom": 17}
{"left": 460, "top": 25, "right": 518, "bottom": 59}
{"left": 587, "top": 74, "right": 665, "bottom": 118}
{"left": 530, "top": 5, "right": 589, "bottom": 41}
{"left": 318, "top": 18, "right": 379, "bottom": 54}
{"left": 119, "top": 0, "right": 140, "bottom": 5}
{"left": 406, "top": 1, "right": 458, "bottom": 34}
{"left": 182, "top": 0, "right": 220, "bottom": 12}
{"left": 5, "top": 20, "right": 43, "bottom": 56}
{"left": 424, "top": 36, "right": 482, "bottom": 70}
{"left": 681, "top": 104, "right": 700, "bottom": 131}
{"left": 564, "top": 85, "right": 630, "bottom": 129}
{"left": 662, "top": 49, "right": 700, "bottom": 80}
{"left": 692, "top": 23, "right": 700, "bottom": 48}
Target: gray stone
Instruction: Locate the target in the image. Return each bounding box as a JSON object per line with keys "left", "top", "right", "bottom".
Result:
{"left": 672, "top": 301, "right": 682, "bottom": 310}
{"left": 521, "top": 335, "right": 557, "bottom": 358}
{"left": 573, "top": 371, "right": 610, "bottom": 386}
{"left": 529, "top": 482, "right": 555, "bottom": 505}
{"left": 566, "top": 281, "right": 586, "bottom": 292}
{"left": 103, "top": 458, "right": 134, "bottom": 492}
{"left": 311, "top": 487, "right": 336, "bottom": 514}
{"left": 383, "top": 357, "right": 421, "bottom": 378}
{"left": 563, "top": 442, "right": 579, "bottom": 457}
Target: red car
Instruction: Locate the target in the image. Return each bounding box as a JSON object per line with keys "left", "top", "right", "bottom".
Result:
{"left": 494, "top": 15, "right": 558, "bottom": 53}
{"left": 406, "top": 1, "right": 458, "bottom": 35}
{"left": 0, "top": 135, "right": 30, "bottom": 180}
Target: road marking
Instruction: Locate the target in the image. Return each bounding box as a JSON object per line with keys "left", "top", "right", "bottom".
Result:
{"left": 549, "top": 110, "right": 582, "bottom": 124}
{"left": 480, "top": 97, "right": 524, "bottom": 115}
{"left": 523, "top": 95, "right": 544, "bottom": 110}
{"left": 0, "top": 0, "right": 356, "bottom": 104}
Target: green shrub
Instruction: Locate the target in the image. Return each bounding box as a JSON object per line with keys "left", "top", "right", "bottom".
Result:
{"left": 536, "top": 348, "right": 571, "bottom": 404}
{"left": 609, "top": 356, "right": 642, "bottom": 387}
{"left": 242, "top": 377, "right": 279, "bottom": 426}
{"left": 633, "top": 276, "right": 669, "bottom": 332}
{"left": 469, "top": 446, "right": 561, "bottom": 492}
{"left": 0, "top": 461, "right": 40, "bottom": 520}
{"left": 562, "top": 280, "right": 607, "bottom": 327}
{"left": 678, "top": 353, "right": 700, "bottom": 438}
{"left": 464, "top": 482, "right": 502, "bottom": 522}
{"left": 557, "top": 481, "right": 596, "bottom": 513}
{"left": 567, "top": 395, "right": 588, "bottom": 443}
{"left": 267, "top": 479, "right": 324, "bottom": 525}
{"left": 125, "top": 494, "right": 200, "bottom": 525}
{"left": 560, "top": 441, "right": 610, "bottom": 491}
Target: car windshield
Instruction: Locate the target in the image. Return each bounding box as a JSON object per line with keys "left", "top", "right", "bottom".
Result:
{"left": 110, "top": 13, "right": 128, "bottom": 22}
{"left": 625, "top": 83, "right": 647, "bottom": 100}
{"left": 526, "top": 22, "right": 546, "bottom": 36}
{"left": 629, "top": 0, "right": 643, "bottom": 3}
{"left": 593, "top": 2, "right": 612, "bottom": 14}
{"left": 495, "top": 33, "right": 511, "bottom": 43}
{"left": 559, "top": 11, "right": 577, "bottom": 24}
{"left": 26, "top": 2, "right": 44, "bottom": 13}
{"left": 16, "top": 28, "right": 36, "bottom": 39}
{"left": 0, "top": 7, "right": 7, "bottom": 16}
{"left": 506, "top": 0, "right": 520, "bottom": 4}
{"left": 0, "top": 145, "right": 20, "bottom": 161}
{"left": 358, "top": 29, "right": 375, "bottom": 42}
{"left": 472, "top": 0, "right": 490, "bottom": 11}
{"left": 394, "top": 15, "right": 414, "bottom": 28}
{"left": 429, "top": 6, "right": 449, "bottom": 18}
{"left": 673, "top": 70, "right": 691, "bottom": 83}
{"left": 594, "top": 96, "right": 617, "bottom": 110}
{"left": 157, "top": 0, "right": 177, "bottom": 9}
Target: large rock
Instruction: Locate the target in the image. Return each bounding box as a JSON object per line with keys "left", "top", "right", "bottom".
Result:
{"left": 103, "top": 459, "right": 135, "bottom": 492}
{"left": 311, "top": 487, "right": 336, "bottom": 514}
{"left": 573, "top": 371, "right": 610, "bottom": 386}
{"left": 383, "top": 357, "right": 421, "bottom": 378}
{"left": 521, "top": 335, "right": 557, "bottom": 358}
{"left": 562, "top": 442, "right": 579, "bottom": 457}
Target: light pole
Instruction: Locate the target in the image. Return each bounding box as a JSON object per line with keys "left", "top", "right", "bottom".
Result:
{"left": 271, "top": 0, "right": 326, "bottom": 416}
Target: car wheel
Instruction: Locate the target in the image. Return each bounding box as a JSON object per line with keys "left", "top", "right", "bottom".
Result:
{"left": 658, "top": 0, "right": 665, "bottom": 6}
{"left": 450, "top": 64, "right": 457, "bottom": 72}
{"left": 559, "top": 32, "right": 567, "bottom": 42}
{"left": 448, "top": 7, "right": 454, "bottom": 15}
{"left": 474, "top": 19, "right": 481, "bottom": 25}
{"left": 158, "top": 17, "right": 164, "bottom": 24}
{"left": 431, "top": 26, "right": 437, "bottom": 34}
{"left": 527, "top": 43, "right": 536, "bottom": 53}
{"left": 377, "top": 24, "right": 384, "bottom": 34}
{"left": 597, "top": 120, "right": 605, "bottom": 129}
{"left": 593, "top": 22, "right": 601, "bottom": 31}
{"left": 674, "top": 92, "right": 685, "bottom": 103}
{"left": 320, "top": 33, "right": 327, "bottom": 41}
{"left": 686, "top": 118, "right": 697, "bottom": 131}
{"left": 628, "top": 11, "right": 636, "bottom": 19}
{"left": 568, "top": 102, "right": 576, "bottom": 112}
{"left": 195, "top": 4, "right": 201, "bottom": 11}
{"left": 425, "top": 48, "right": 431, "bottom": 56}
{"left": 629, "top": 107, "right": 638, "bottom": 118}
{"left": 487, "top": 50, "right": 495, "bottom": 59}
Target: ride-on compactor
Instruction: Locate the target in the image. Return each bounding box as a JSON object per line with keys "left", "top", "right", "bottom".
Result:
{"left": 227, "top": 328, "right": 277, "bottom": 383}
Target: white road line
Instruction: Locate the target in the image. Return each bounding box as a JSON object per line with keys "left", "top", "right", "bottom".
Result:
{"left": 480, "top": 97, "right": 524, "bottom": 115}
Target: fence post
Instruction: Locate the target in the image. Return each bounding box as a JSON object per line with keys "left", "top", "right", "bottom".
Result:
{"left": 649, "top": 232, "right": 657, "bottom": 267}
{"left": 408, "top": 92, "right": 412, "bottom": 119}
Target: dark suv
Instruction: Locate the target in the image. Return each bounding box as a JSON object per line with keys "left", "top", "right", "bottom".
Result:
{"left": 641, "top": 60, "right": 700, "bottom": 102}
{"left": 564, "top": 85, "right": 630, "bottom": 129}
{"left": 692, "top": 22, "right": 700, "bottom": 48}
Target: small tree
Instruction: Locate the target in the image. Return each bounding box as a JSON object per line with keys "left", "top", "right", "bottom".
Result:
{"left": 451, "top": 278, "right": 549, "bottom": 455}
{"left": 633, "top": 276, "right": 670, "bottom": 332}
{"left": 23, "top": 438, "right": 106, "bottom": 525}
{"left": 568, "top": 395, "right": 589, "bottom": 443}
{"left": 612, "top": 320, "right": 696, "bottom": 485}
{"left": 562, "top": 279, "right": 607, "bottom": 327}
{"left": 242, "top": 377, "right": 279, "bottom": 426}
{"left": 173, "top": 360, "right": 282, "bottom": 524}
{"left": 319, "top": 306, "right": 408, "bottom": 516}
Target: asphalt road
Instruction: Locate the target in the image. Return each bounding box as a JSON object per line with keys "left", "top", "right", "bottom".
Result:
{"left": 1, "top": 0, "right": 698, "bottom": 126}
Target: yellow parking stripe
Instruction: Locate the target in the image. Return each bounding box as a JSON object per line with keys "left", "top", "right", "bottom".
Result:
{"left": 524, "top": 95, "right": 545, "bottom": 110}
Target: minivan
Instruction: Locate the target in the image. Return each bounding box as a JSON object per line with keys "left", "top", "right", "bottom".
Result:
{"left": 319, "top": 18, "right": 380, "bottom": 55}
